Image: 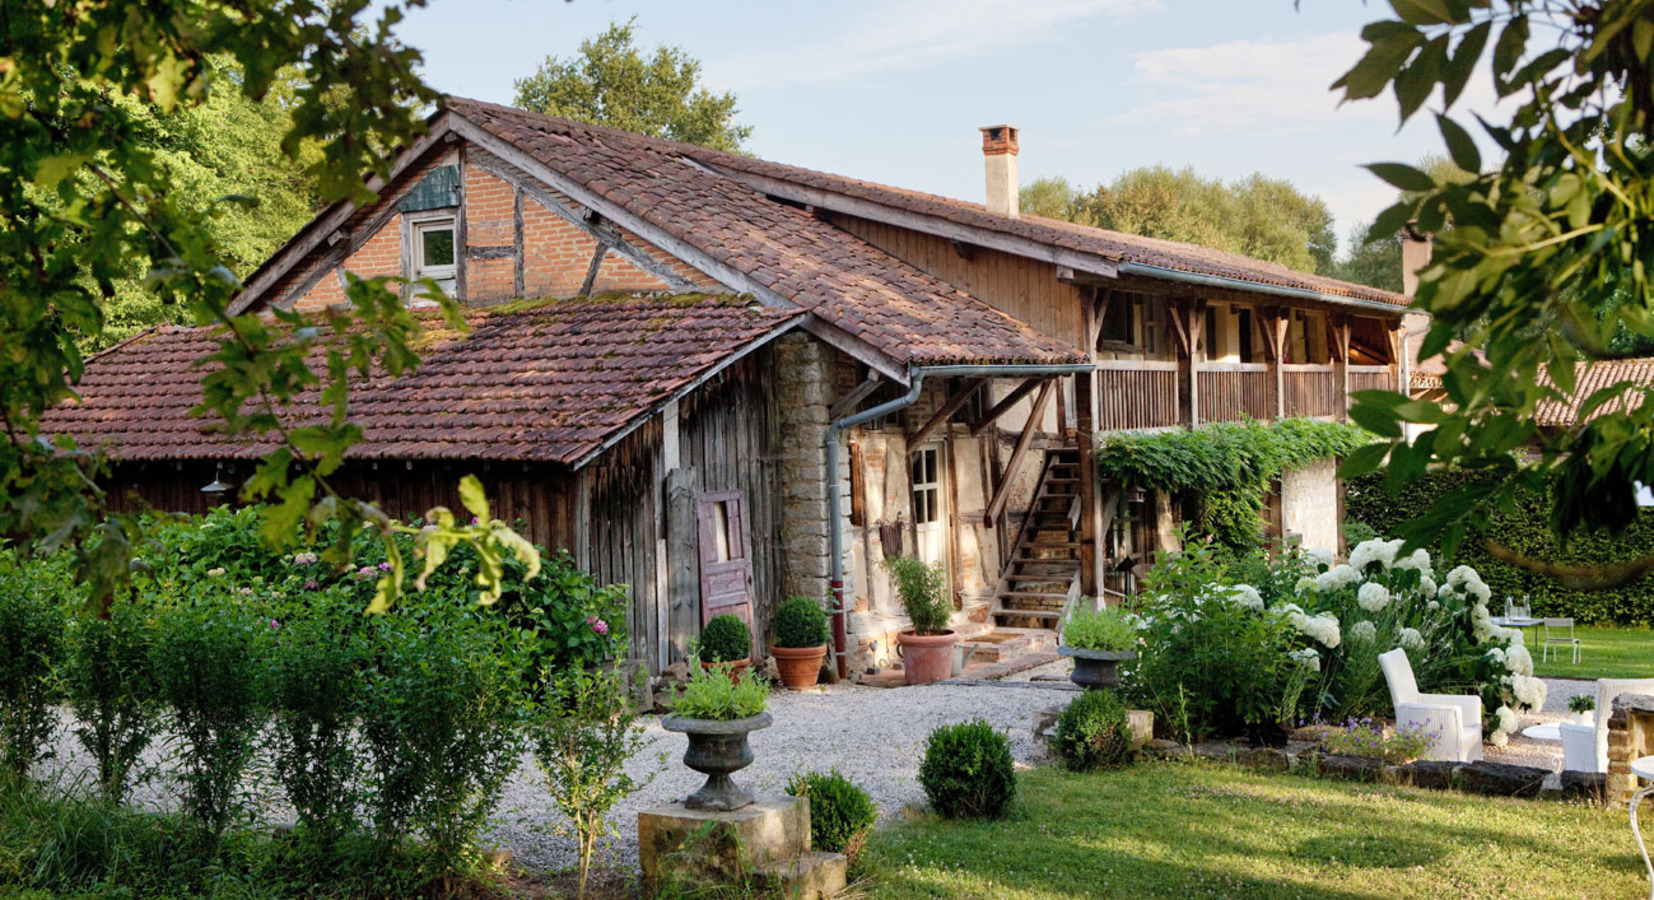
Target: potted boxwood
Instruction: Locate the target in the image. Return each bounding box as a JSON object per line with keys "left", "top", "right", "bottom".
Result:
{"left": 882, "top": 555, "right": 956, "bottom": 686}
{"left": 699, "top": 613, "right": 752, "bottom": 683}
{"left": 1569, "top": 693, "right": 1596, "bottom": 726}
{"left": 1059, "top": 604, "right": 1138, "bottom": 690}
{"left": 772, "top": 597, "right": 829, "bottom": 690}
{"left": 662, "top": 661, "right": 772, "bottom": 811}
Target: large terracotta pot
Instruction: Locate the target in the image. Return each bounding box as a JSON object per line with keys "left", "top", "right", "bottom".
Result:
{"left": 701, "top": 658, "right": 750, "bottom": 685}
{"left": 661, "top": 712, "right": 773, "bottom": 811}
{"left": 897, "top": 629, "right": 957, "bottom": 685}
{"left": 772, "top": 644, "right": 827, "bottom": 690}
{"left": 1059, "top": 646, "right": 1136, "bottom": 690}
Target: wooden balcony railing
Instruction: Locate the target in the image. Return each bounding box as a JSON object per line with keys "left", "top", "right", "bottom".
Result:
{"left": 1096, "top": 360, "right": 1180, "bottom": 430}
{"left": 1282, "top": 364, "right": 1339, "bottom": 418}
{"left": 1348, "top": 364, "right": 1396, "bottom": 399}
{"left": 1196, "top": 362, "right": 1271, "bottom": 423}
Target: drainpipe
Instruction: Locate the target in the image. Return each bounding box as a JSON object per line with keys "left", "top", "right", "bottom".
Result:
{"left": 825, "top": 361, "right": 1095, "bottom": 679}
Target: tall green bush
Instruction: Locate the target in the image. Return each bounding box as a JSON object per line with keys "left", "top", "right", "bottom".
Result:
{"left": 0, "top": 559, "right": 66, "bottom": 786}
{"left": 60, "top": 602, "right": 160, "bottom": 803}
{"left": 882, "top": 555, "right": 951, "bottom": 635}
{"left": 1054, "top": 689, "right": 1133, "bottom": 772}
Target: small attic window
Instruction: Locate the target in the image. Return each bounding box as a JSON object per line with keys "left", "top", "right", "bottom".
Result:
{"left": 408, "top": 212, "right": 456, "bottom": 297}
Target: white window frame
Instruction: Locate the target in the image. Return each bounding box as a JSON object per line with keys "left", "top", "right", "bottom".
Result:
{"left": 405, "top": 210, "right": 457, "bottom": 300}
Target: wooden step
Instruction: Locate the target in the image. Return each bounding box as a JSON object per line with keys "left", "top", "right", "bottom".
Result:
{"left": 1015, "top": 558, "right": 1079, "bottom": 568}
{"left": 1000, "top": 590, "right": 1072, "bottom": 601}
{"left": 1007, "top": 574, "right": 1070, "bottom": 583}
{"left": 991, "top": 609, "right": 1064, "bottom": 622}
{"left": 1022, "top": 540, "right": 1082, "bottom": 549}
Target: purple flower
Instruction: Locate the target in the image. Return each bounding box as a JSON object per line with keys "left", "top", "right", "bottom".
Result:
{"left": 470, "top": 516, "right": 481, "bottom": 525}
{"left": 268, "top": 619, "right": 280, "bottom": 629}
{"left": 377, "top": 561, "right": 393, "bottom": 572}
{"left": 354, "top": 566, "right": 376, "bottom": 580}
{"left": 303, "top": 579, "right": 320, "bottom": 591}
{"left": 588, "top": 616, "right": 609, "bottom": 635}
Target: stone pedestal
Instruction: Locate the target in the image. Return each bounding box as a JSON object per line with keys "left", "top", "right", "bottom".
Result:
{"left": 638, "top": 793, "right": 845, "bottom": 898}
{"left": 1034, "top": 703, "right": 1154, "bottom": 749}
{"left": 1606, "top": 693, "right": 1654, "bottom": 805}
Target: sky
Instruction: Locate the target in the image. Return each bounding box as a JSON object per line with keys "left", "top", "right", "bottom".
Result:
{"left": 390, "top": 0, "right": 1495, "bottom": 258}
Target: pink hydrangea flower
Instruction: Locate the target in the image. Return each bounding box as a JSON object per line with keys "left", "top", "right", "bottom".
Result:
{"left": 377, "top": 561, "right": 393, "bottom": 572}
{"left": 588, "top": 616, "right": 609, "bottom": 635}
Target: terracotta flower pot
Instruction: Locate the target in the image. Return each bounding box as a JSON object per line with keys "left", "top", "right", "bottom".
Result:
{"left": 701, "top": 658, "right": 750, "bottom": 685}
{"left": 1059, "top": 646, "right": 1136, "bottom": 690}
{"left": 772, "top": 644, "right": 827, "bottom": 690}
{"left": 896, "top": 629, "right": 957, "bottom": 685}
{"left": 661, "top": 712, "right": 773, "bottom": 811}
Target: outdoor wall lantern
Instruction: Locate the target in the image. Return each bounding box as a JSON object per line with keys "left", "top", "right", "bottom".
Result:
{"left": 201, "top": 463, "right": 233, "bottom": 495}
{"left": 1126, "top": 485, "right": 1148, "bottom": 506}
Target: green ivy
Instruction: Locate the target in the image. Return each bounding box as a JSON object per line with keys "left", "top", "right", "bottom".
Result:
{"left": 1096, "top": 419, "right": 1372, "bottom": 552}
{"left": 1346, "top": 471, "right": 1654, "bottom": 625}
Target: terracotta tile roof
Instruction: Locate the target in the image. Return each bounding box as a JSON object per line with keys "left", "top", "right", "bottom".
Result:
{"left": 1535, "top": 358, "right": 1654, "bottom": 428}
{"left": 445, "top": 98, "right": 1407, "bottom": 310}
{"left": 444, "top": 97, "right": 1086, "bottom": 366}
{"left": 41, "top": 298, "right": 801, "bottom": 466}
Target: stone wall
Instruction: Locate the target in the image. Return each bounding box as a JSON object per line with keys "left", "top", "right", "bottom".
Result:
{"left": 774, "top": 334, "right": 849, "bottom": 608}
{"left": 1606, "top": 693, "right": 1654, "bottom": 805}
{"left": 1280, "top": 458, "right": 1340, "bottom": 552}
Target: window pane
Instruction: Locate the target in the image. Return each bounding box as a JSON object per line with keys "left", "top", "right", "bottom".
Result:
{"left": 422, "top": 227, "right": 455, "bottom": 267}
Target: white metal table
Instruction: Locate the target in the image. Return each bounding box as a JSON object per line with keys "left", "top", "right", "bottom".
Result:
{"left": 1520, "top": 723, "right": 1562, "bottom": 743}
{"left": 1491, "top": 615, "right": 1543, "bottom": 646}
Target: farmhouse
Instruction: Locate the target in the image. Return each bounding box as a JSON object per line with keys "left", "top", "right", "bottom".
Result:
{"left": 41, "top": 98, "right": 1411, "bottom": 676}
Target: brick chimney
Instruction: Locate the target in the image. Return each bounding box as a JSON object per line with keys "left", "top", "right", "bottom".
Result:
{"left": 1401, "top": 222, "right": 1433, "bottom": 298}
{"left": 980, "top": 125, "right": 1019, "bottom": 219}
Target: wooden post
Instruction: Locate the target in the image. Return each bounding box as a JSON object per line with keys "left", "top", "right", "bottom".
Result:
{"left": 1261, "top": 308, "right": 1287, "bottom": 420}
{"left": 665, "top": 467, "right": 700, "bottom": 666}
{"left": 1331, "top": 315, "right": 1352, "bottom": 421}
{"left": 1170, "top": 298, "right": 1207, "bottom": 427}
{"left": 1074, "top": 371, "right": 1100, "bottom": 597}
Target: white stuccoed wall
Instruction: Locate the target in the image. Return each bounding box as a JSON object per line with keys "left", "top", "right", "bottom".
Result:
{"left": 1281, "top": 458, "right": 1340, "bottom": 553}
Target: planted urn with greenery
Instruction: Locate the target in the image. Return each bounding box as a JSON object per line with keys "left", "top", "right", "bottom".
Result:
{"left": 1569, "top": 693, "right": 1596, "bottom": 726}
{"left": 698, "top": 613, "right": 752, "bottom": 682}
{"left": 881, "top": 555, "right": 957, "bottom": 686}
{"left": 1059, "top": 604, "right": 1138, "bottom": 691}
{"left": 662, "top": 660, "right": 772, "bottom": 811}
{"left": 772, "top": 597, "right": 829, "bottom": 690}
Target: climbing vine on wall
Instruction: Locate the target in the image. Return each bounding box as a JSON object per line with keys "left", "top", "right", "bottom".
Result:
{"left": 1096, "top": 419, "right": 1372, "bottom": 552}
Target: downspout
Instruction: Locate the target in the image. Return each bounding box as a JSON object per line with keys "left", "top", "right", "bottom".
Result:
{"left": 825, "top": 361, "right": 1095, "bottom": 679}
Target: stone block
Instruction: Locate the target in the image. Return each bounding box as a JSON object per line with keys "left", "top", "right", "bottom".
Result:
{"left": 1316, "top": 753, "right": 1383, "bottom": 781}
{"left": 1391, "top": 759, "right": 1460, "bottom": 790}
{"left": 1235, "top": 747, "right": 1290, "bottom": 772}
{"left": 638, "top": 794, "right": 810, "bottom": 891}
{"left": 755, "top": 850, "right": 847, "bottom": 900}
{"left": 1128, "top": 709, "right": 1154, "bottom": 748}
{"left": 1454, "top": 761, "right": 1551, "bottom": 797}
{"left": 1557, "top": 771, "right": 1607, "bottom": 801}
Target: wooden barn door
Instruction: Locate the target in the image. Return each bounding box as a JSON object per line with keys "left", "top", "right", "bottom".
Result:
{"left": 697, "top": 490, "right": 755, "bottom": 657}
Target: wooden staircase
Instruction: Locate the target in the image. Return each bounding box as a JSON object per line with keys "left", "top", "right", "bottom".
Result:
{"left": 989, "top": 448, "right": 1083, "bottom": 629}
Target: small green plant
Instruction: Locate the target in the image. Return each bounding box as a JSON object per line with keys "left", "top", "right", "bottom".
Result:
{"left": 59, "top": 601, "right": 160, "bottom": 804}
{"left": 1053, "top": 689, "right": 1134, "bottom": 771}
{"left": 882, "top": 555, "right": 951, "bottom": 635}
{"left": 0, "top": 565, "right": 65, "bottom": 786}
{"left": 671, "top": 660, "right": 770, "bottom": 721}
{"left": 699, "top": 614, "right": 752, "bottom": 664}
{"left": 267, "top": 605, "right": 368, "bottom": 846}
{"left": 918, "top": 719, "right": 1016, "bottom": 820}
{"left": 1316, "top": 717, "right": 1437, "bottom": 763}
{"left": 786, "top": 769, "right": 877, "bottom": 857}
{"left": 1569, "top": 694, "right": 1597, "bottom": 714}
{"left": 1061, "top": 605, "right": 1137, "bottom": 652}
{"left": 773, "top": 597, "right": 829, "bottom": 649}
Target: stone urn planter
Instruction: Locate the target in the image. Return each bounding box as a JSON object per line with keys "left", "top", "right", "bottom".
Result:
{"left": 896, "top": 629, "right": 957, "bottom": 685}
{"left": 771, "top": 644, "right": 826, "bottom": 690}
{"left": 1059, "top": 646, "right": 1136, "bottom": 690}
{"left": 661, "top": 712, "right": 773, "bottom": 811}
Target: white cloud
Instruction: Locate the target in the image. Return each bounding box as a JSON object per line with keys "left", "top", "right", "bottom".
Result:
{"left": 705, "top": 0, "right": 1161, "bottom": 89}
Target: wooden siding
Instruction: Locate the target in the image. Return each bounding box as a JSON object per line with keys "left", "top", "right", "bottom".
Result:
{"left": 1197, "top": 363, "right": 1272, "bottom": 423}
{"left": 588, "top": 418, "right": 663, "bottom": 666}
{"left": 1096, "top": 360, "right": 1180, "bottom": 430}
{"left": 825, "top": 212, "right": 1088, "bottom": 347}
{"left": 1283, "top": 364, "right": 1340, "bottom": 418}
{"left": 1348, "top": 364, "right": 1396, "bottom": 397}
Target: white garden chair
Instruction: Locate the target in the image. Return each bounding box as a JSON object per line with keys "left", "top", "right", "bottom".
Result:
{"left": 1379, "top": 648, "right": 1484, "bottom": 763}
{"left": 1542, "top": 617, "right": 1581, "bottom": 664}
{"left": 1560, "top": 678, "right": 1654, "bottom": 774}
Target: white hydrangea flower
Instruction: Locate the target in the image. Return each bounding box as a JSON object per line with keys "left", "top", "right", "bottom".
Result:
{"left": 1393, "top": 547, "right": 1432, "bottom": 575}
{"left": 1510, "top": 674, "right": 1547, "bottom": 709}
{"left": 1446, "top": 565, "right": 1477, "bottom": 587}
{"left": 1506, "top": 644, "right": 1534, "bottom": 677}
{"left": 1484, "top": 647, "right": 1507, "bottom": 665}
{"left": 1465, "top": 578, "right": 1491, "bottom": 604}
{"left": 1316, "top": 564, "right": 1360, "bottom": 592}
{"left": 1230, "top": 584, "right": 1264, "bottom": 610}
{"left": 1419, "top": 575, "right": 1438, "bottom": 598}
{"left": 1289, "top": 647, "right": 1321, "bottom": 671}
{"left": 1398, "top": 627, "right": 1426, "bottom": 651}
{"left": 1349, "top": 540, "right": 1383, "bottom": 573}
{"left": 1490, "top": 729, "right": 1510, "bottom": 748}
{"left": 1357, "top": 582, "right": 1391, "bottom": 612}
{"left": 1305, "top": 547, "right": 1335, "bottom": 568}
{"left": 1349, "top": 620, "right": 1377, "bottom": 643}
{"left": 1311, "top": 613, "right": 1342, "bottom": 649}
{"left": 1426, "top": 599, "right": 1440, "bottom": 611}
{"left": 1294, "top": 576, "right": 1318, "bottom": 595}
{"left": 1496, "top": 705, "right": 1519, "bottom": 734}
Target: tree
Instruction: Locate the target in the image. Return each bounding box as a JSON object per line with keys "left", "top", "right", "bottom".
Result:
{"left": 513, "top": 18, "right": 751, "bottom": 152}
{"left": 1334, "top": 221, "right": 1404, "bottom": 293}
{"left": 1, "top": 2, "right": 535, "bottom": 610}
{"left": 1026, "top": 166, "right": 1338, "bottom": 275}
{"left": 1336, "top": 0, "right": 1654, "bottom": 583}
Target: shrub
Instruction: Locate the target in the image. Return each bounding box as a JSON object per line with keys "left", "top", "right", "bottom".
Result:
{"left": 699, "top": 614, "right": 751, "bottom": 663}
{"left": 1060, "top": 605, "right": 1137, "bottom": 652}
{"left": 59, "top": 601, "right": 160, "bottom": 803}
{"left": 670, "top": 661, "right": 769, "bottom": 721}
{"left": 882, "top": 555, "right": 950, "bottom": 635}
{"left": 0, "top": 562, "right": 66, "bottom": 786}
{"left": 150, "top": 602, "right": 266, "bottom": 836}
{"left": 918, "top": 720, "right": 1016, "bottom": 820}
{"left": 786, "top": 770, "right": 876, "bottom": 855}
{"left": 1316, "top": 718, "right": 1437, "bottom": 763}
{"left": 1053, "top": 689, "right": 1133, "bottom": 771}
{"left": 1570, "top": 693, "right": 1596, "bottom": 714}
{"left": 774, "top": 597, "right": 829, "bottom": 649}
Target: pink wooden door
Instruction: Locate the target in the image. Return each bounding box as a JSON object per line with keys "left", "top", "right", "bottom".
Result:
{"left": 697, "top": 490, "right": 755, "bottom": 657}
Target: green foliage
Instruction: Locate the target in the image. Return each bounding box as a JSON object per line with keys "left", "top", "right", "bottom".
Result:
{"left": 774, "top": 597, "right": 829, "bottom": 649}
{"left": 700, "top": 614, "right": 753, "bottom": 663}
{"left": 1097, "top": 419, "right": 1372, "bottom": 552}
{"left": 918, "top": 720, "right": 1016, "bottom": 820}
{"left": 1316, "top": 719, "right": 1438, "bottom": 764}
{"left": 513, "top": 18, "right": 751, "bottom": 152}
{"left": 881, "top": 555, "right": 952, "bottom": 635}
{"left": 1332, "top": 220, "right": 1404, "bottom": 292}
{"left": 1060, "top": 605, "right": 1138, "bottom": 652}
{"left": 534, "top": 666, "right": 657, "bottom": 900}
{"left": 786, "top": 770, "right": 877, "bottom": 856}
{"left": 1569, "top": 693, "right": 1596, "bottom": 714}
{"left": 1334, "top": 1, "right": 1654, "bottom": 555}
{"left": 0, "top": 560, "right": 66, "bottom": 785}
{"left": 670, "top": 662, "right": 770, "bottom": 721}
{"left": 1053, "top": 689, "right": 1134, "bottom": 772}
{"left": 59, "top": 602, "right": 161, "bottom": 804}
{"left": 1346, "top": 470, "right": 1654, "bottom": 625}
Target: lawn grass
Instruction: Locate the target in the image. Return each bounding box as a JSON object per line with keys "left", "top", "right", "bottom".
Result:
{"left": 862, "top": 761, "right": 1643, "bottom": 900}
{"left": 1529, "top": 625, "right": 1654, "bottom": 680}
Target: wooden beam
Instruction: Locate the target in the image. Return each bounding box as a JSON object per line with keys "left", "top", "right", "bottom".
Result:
{"left": 1090, "top": 289, "right": 1113, "bottom": 350}
{"left": 908, "top": 378, "right": 986, "bottom": 450}
{"left": 798, "top": 314, "right": 909, "bottom": 386}
{"left": 985, "top": 379, "right": 1055, "bottom": 527}
{"left": 1075, "top": 370, "right": 1099, "bottom": 596}
{"left": 828, "top": 371, "right": 883, "bottom": 420}
{"left": 1261, "top": 308, "right": 1288, "bottom": 420}
{"left": 1332, "top": 314, "right": 1352, "bottom": 421}
{"left": 969, "top": 377, "right": 1041, "bottom": 435}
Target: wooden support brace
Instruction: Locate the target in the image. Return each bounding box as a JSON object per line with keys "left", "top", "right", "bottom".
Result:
{"left": 970, "top": 377, "right": 1042, "bottom": 435}
{"left": 985, "top": 378, "right": 1055, "bottom": 527}
{"left": 828, "top": 372, "right": 883, "bottom": 421}
{"left": 908, "top": 378, "right": 986, "bottom": 450}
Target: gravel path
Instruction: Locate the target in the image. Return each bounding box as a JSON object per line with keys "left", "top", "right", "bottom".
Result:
{"left": 1486, "top": 676, "right": 1591, "bottom": 770}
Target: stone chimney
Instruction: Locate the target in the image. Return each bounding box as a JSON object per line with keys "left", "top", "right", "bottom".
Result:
{"left": 980, "top": 125, "right": 1019, "bottom": 219}
{"left": 1401, "top": 222, "right": 1433, "bottom": 298}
